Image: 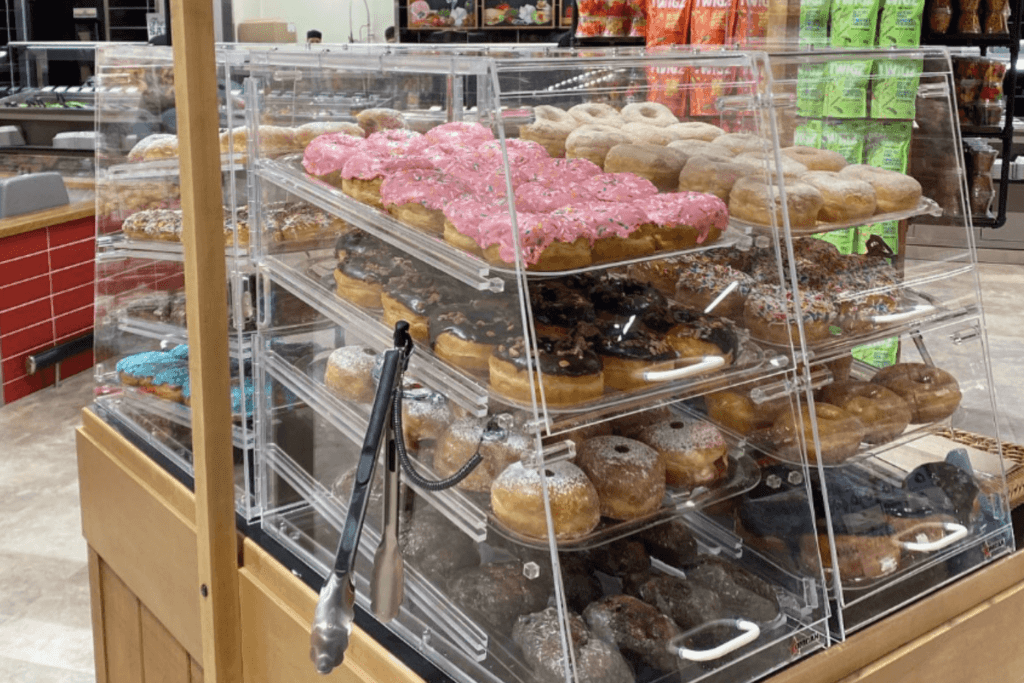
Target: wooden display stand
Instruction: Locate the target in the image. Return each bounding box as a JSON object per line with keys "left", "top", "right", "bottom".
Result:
{"left": 78, "top": 407, "right": 1024, "bottom": 683}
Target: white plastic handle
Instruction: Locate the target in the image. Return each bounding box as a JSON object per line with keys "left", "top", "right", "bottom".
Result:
{"left": 899, "top": 522, "right": 969, "bottom": 553}
{"left": 870, "top": 303, "right": 936, "bottom": 325}
{"left": 643, "top": 356, "right": 727, "bottom": 382}
{"left": 676, "top": 619, "right": 760, "bottom": 662}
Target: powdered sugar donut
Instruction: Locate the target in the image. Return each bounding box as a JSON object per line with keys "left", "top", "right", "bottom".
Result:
{"left": 490, "top": 460, "right": 601, "bottom": 541}
{"left": 576, "top": 435, "right": 666, "bottom": 520}
{"left": 566, "top": 125, "right": 633, "bottom": 168}
{"left": 636, "top": 418, "right": 728, "bottom": 490}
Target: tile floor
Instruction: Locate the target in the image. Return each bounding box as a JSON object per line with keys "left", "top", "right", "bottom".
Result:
{"left": 0, "top": 263, "right": 1021, "bottom": 683}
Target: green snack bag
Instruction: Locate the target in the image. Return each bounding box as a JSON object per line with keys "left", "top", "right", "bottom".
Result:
{"left": 878, "top": 0, "right": 925, "bottom": 46}
{"left": 871, "top": 59, "right": 922, "bottom": 120}
{"left": 794, "top": 118, "right": 824, "bottom": 147}
{"left": 830, "top": 0, "right": 882, "bottom": 47}
{"left": 856, "top": 221, "right": 899, "bottom": 254}
{"left": 864, "top": 121, "right": 912, "bottom": 172}
{"left": 814, "top": 229, "right": 855, "bottom": 254}
{"left": 824, "top": 60, "right": 873, "bottom": 118}
{"left": 799, "top": 0, "right": 833, "bottom": 47}
{"left": 853, "top": 337, "right": 899, "bottom": 368}
{"left": 822, "top": 120, "right": 867, "bottom": 164}
{"left": 797, "top": 63, "right": 828, "bottom": 118}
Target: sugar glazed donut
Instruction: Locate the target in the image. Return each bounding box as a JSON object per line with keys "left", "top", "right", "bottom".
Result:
{"left": 819, "top": 380, "right": 912, "bottom": 444}
{"left": 568, "top": 102, "right": 625, "bottom": 128}
{"left": 603, "top": 143, "right": 689, "bottom": 192}
{"left": 621, "top": 102, "right": 679, "bottom": 127}
{"left": 576, "top": 435, "right": 666, "bottom": 520}
{"left": 728, "top": 177, "right": 824, "bottom": 229}
{"left": 622, "top": 122, "right": 679, "bottom": 146}
{"left": 800, "top": 171, "right": 877, "bottom": 222}
{"left": 772, "top": 403, "right": 866, "bottom": 465}
{"left": 839, "top": 164, "right": 923, "bottom": 213}
{"left": 565, "top": 124, "right": 634, "bottom": 169}
{"left": 667, "top": 121, "right": 726, "bottom": 142}
{"left": 490, "top": 460, "right": 601, "bottom": 541}
{"left": 636, "top": 418, "right": 728, "bottom": 490}
{"left": 781, "top": 146, "right": 848, "bottom": 172}
{"left": 519, "top": 105, "right": 578, "bottom": 157}
{"left": 871, "top": 363, "right": 962, "bottom": 423}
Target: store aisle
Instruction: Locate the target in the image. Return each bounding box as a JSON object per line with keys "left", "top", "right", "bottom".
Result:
{"left": 0, "top": 370, "right": 95, "bottom": 683}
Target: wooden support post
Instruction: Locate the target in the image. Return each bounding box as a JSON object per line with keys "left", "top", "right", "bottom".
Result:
{"left": 170, "top": 0, "right": 243, "bottom": 681}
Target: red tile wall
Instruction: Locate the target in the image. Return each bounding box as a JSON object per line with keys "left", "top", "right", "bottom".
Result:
{"left": 0, "top": 217, "right": 97, "bottom": 404}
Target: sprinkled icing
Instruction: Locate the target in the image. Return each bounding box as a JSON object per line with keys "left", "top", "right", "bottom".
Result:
{"left": 746, "top": 284, "right": 836, "bottom": 323}
{"left": 424, "top": 121, "right": 495, "bottom": 147}
{"left": 380, "top": 168, "right": 469, "bottom": 210}
{"left": 514, "top": 182, "right": 591, "bottom": 213}
{"left": 675, "top": 258, "right": 755, "bottom": 297}
{"left": 363, "top": 128, "right": 427, "bottom": 157}
{"left": 442, "top": 197, "right": 511, "bottom": 241}
{"left": 642, "top": 192, "right": 729, "bottom": 244}
{"left": 477, "top": 138, "right": 549, "bottom": 167}
{"left": 580, "top": 172, "right": 658, "bottom": 202}
{"left": 301, "top": 132, "right": 364, "bottom": 176}
{"left": 523, "top": 157, "right": 603, "bottom": 187}
{"left": 122, "top": 209, "right": 182, "bottom": 238}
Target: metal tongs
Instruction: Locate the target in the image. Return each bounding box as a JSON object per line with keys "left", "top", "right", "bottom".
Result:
{"left": 310, "top": 322, "right": 414, "bottom": 675}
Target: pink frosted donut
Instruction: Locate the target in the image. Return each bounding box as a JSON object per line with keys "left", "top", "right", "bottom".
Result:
{"left": 425, "top": 121, "right": 495, "bottom": 147}
{"left": 524, "top": 157, "right": 603, "bottom": 186}
{"left": 482, "top": 211, "right": 592, "bottom": 270}
{"left": 380, "top": 168, "right": 468, "bottom": 210}
{"left": 363, "top": 129, "right": 427, "bottom": 157}
{"left": 515, "top": 182, "right": 578, "bottom": 213}
{"left": 642, "top": 191, "right": 729, "bottom": 249}
{"left": 302, "top": 132, "right": 365, "bottom": 181}
{"left": 555, "top": 202, "right": 654, "bottom": 262}
{"left": 581, "top": 172, "right": 659, "bottom": 202}
{"left": 442, "top": 197, "right": 509, "bottom": 255}
{"left": 477, "top": 138, "right": 549, "bottom": 166}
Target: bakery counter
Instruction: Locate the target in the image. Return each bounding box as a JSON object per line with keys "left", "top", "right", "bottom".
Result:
{"left": 0, "top": 200, "right": 95, "bottom": 404}
{"left": 77, "top": 405, "right": 1024, "bottom": 683}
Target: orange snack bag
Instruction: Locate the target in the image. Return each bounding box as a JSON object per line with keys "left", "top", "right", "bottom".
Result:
{"left": 689, "top": 0, "right": 737, "bottom": 45}
{"left": 646, "top": 65, "right": 688, "bottom": 117}
{"left": 734, "top": 0, "right": 771, "bottom": 43}
{"left": 689, "top": 66, "right": 733, "bottom": 116}
{"left": 645, "top": 0, "right": 693, "bottom": 46}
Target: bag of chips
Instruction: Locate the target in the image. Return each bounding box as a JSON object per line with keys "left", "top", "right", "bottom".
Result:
{"left": 798, "top": 0, "right": 832, "bottom": 47}
{"left": 645, "top": 0, "right": 693, "bottom": 45}
{"left": 830, "top": 0, "right": 882, "bottom": 47}
{"left": 689, "top": 66, "right": 733, "bottom": 116}
{"left": 734, "top": 0, "right": 771, "bottom": 43}
{"left": 646, "top": 65, "right": 688, "bottom": 115}
{"left": 871, "top": 59, "right": 922, "bottom": 120}
{"left": 822, "top": 119, "right": 867, "bottom": 164}
{"left": 797, "top": 63, "right": 828, "bottom": 117}
{"left": 878, "top": 0, "right": 925, "bottom": 45}
{"left": 793, "top": 118, "right": 824, "bottom": 147}
{"left": 864, "top": 120, "right": 913, "bottom": 172}
{"left": 689, "top": 0, "right": 737, "bottom": 44}
{"left": 824, "top": 59, "right": 873, "bottom": 118}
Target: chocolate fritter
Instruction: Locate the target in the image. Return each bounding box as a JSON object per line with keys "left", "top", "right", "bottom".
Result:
{"left": 637, "top": 574, "right": 722, "bottom": 631}
{"left": 429, "top": 300, "right": 518, "bottom": 346}
{"left": 637, "top": 519, "right": 699, "bottom": 568}
{"left": 493, "top": 334, "right": 603, "bottom": 377}
{"left": 529, "top": 279, "right": 595, "bottom": 330}
{"left": 587, "top": 538, "right": 651, "bottom": 578}
{"left": 904, "top": 462, "right": 979, "bottom": 526}
{"left": 513, "top": 607, "right": 635, "bottom": 683}
{"left": 583, "top": 595, "right": 681, "bottom": 672}
{"left": 559, "top": 552, "right": 605, "bottom": 613}
{"left": 447, "top": 562, "right": 550, "bottom": 634}
{"left": 399, "top": 504, "right": 480, "bottom": 580}
{"left": 579, "top": 320, "right": 678, "bottom": 362}
{"left": 686, "top": 557, "right": 780, "bottom": 623}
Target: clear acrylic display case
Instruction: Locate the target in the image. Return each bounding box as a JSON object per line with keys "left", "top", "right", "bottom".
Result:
{"left": 247, "top": 46, "right": 834, "bottom": 683}
{"left": 91, "top": 45, "right": 262, "bottom": 519}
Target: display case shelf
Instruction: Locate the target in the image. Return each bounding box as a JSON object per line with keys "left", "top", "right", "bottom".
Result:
{"left": 117, "top": 316, "right": 255, "bottom": 356}
{"left": 98, "top": 233, "right": 251, "bottom": 262}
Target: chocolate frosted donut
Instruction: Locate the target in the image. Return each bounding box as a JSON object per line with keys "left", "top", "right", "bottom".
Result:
{"left": 591, "top": 273, "right": 668, "bottom": 325}
{"left": 648, "top": 305, "right": 740, "bottom": 363}
{"left": 529, "top": 279, "right": 595, "bottom": 336}
{"left": 430, "top": 300, "right": 518, "bottom": 375}
{"left": 583, "top": 595, "right": 680, "bottom": 672}
{"left": 490, "top": 333, "right": 604, "bottom": 406}
{"left": 381, "top": 271, "right": 453, "bottom": 343}
{"left": 334, "top": 228, "right": 387, "bottom": 260}
{"left": 580, "top": 320, "right": 677, "bottom": 392}
{"left": 334, "top": 253, "right": 409, "bottom": 309}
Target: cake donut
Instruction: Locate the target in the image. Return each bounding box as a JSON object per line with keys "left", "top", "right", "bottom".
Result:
{"left": 622, "top": 122, "right": 679, "bottom": 147}
{"left": 839, "top": 164, "right": 923, "bottom": 213}
{"left": 576, "top": 435, "right": 667, "bottom": 520}
{"left": 799, "top": 171, "right": 877, "bottom": 222}
{"left": 636, "top": 418, "right": 728, "bottom": 490}
{"left": 667, "top": 121, "right": 726, "bottom": 142}
{"left": 734, "top": 151, "right": 809, "bottom": 179}
{"left": 677, "top": 156, "right": 751, "bottom": 202}
{"left": 565, "top": 124, "right": 633, "bottom": 169}
{"left": 728, "top": 177, "right": 824, "bottom": 229}
{"left": 819, "top": 380, "right": 912, "bottom": 444}
{"left": 743, "top": 284, "right": 836, "bottom": 345}
{"left": 622, "top": 102, "right": 679, "bottom": 127}
{"left": 323, "top": 345, "right": 379, "bottom": 403}
{"left": 355, "top": 107, "right": 407, "bottom": 135}
{"left": 519, "top": 105, "right": 578, "bottom": 157}
{"left": 430, "top": 300, "right": 518, "bottom": 375}
{"left": 490, "top": 334, "right": 605, "bottom": 406}
{"left": 668, "top": 138, "right": 736, "bottom": 160}
{"left": 781, "top": 146, "right": 848, "bottom": 172}
{"left": 602, "top": 144, "right": 688, "bottom": 192}
{"left": 435, "top": 416, "right": 532, "bottom": 492}
{"left": 583, "top": 595, "right": 680, "bottom": 673}
{"left": 491, "top": 460, "right": 601, "bottom": 540}
{"left": 871, "top": 363, "right": 962, "bottom": 423}
{"left": 772, "top": 403, "right": 866, "bottom": 464}
{"left": 713, "top": 133, "right": 766, "bottom": 155}
{"left": 568, "top": 102, "right": 625, "bottom": 128}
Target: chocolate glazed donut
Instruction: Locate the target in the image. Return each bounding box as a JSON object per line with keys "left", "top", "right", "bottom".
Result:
{"left": 528, "top": 279, "right": 595, "bottom": 337}
{"left": 489, "top": 333, "right": 604, "bottom": 406}
{"left": 579, "top": 319, "right": 678, "bottom": 392}
{"left": 429, "top": 299, "right": 518, "bottom": 375}
{"left": 591, "top": 273, "right": 669, "bottom": 326}
{"left": 646, "top": 306, "right": 740, "bottom": 365}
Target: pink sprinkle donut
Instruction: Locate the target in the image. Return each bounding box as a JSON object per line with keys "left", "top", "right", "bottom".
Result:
{"left": 363, "top": 129, "right": 427, "bottom": 157}
{"left": 302, "top": 132, "right": 364, "bottom": 177}
{"left": 515, "top": 182, "right": 593, "bottom": 213}
{"left": 643, "top": 192, "right": 729, "bottom": 244}
{"left": 380, "top": 168, "right": 469, "bottom": 210}
{"left": 524, "top": 157, "right": 604, "bottom": 187}
{"left": 425, "top": 121, "right": 495, "bottom": 147}
{"left": 581, "top": 172, "right": 658, "bottom": 202}
{"left": 477, "top": 138, "right": 549, "bottom": 167}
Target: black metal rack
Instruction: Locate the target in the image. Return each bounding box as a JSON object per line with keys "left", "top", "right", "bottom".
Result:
{"left": 922, "top": 0, "right": 1024, "bottom": 228}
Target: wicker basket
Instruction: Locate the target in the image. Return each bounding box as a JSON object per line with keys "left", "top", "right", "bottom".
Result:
{"left": 939, "top": 427, "right": 1024, "bottom": 509}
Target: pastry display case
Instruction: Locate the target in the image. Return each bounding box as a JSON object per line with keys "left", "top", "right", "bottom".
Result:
{"left": 90, "top": 45, "right": 262, "bottom": 520}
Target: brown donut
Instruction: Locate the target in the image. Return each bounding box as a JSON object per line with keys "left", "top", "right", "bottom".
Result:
{"left": 728, "top": 177, "right": 824, "bottom": 229}
{"left": 604, "top": 143, "right": 688, "bottom": 192}
{"left": 781, "top": 146, "right": 848, "bottom": 172}
{"left": 435, "top": 416, "right": 531, "bottom": 492}
{"left": 800, "top": 171, "right": 877, "bottom": 222}
{"left": 839, "top": 164, "right": 923, "bottom": 213}
{"left": 323, "top": 346, "right": 378, "bottom": 402}
{"left": 576, "top": 435, "right": 666, "bottom": 520}
{"left": 636, "top": 418, "right": 728, "bottom": 490}
{"left": 490, "top": 461, "right": 601, "bottom": 541}
{"left": 871, "top": 363, "right": 962, "bottom": 423}
{"left": 772, "top": 403, "right": 866, "bottom": 465}
{"left": 819, "top": 380, "right": 912, "bottom": 444}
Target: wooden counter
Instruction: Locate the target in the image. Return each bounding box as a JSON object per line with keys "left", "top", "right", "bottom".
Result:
{"left": 0, "top": 200, "right": 93, "bottom": 240}
{"left": 76, "top": 408, "right": 1024, "bottom": 683}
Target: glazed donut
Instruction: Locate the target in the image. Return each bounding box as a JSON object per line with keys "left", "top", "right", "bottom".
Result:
{"left": 435, "top": 416, "right": 531, "bottom": 492}
{"left": 489, "top": 335, "right": 605, "bottom": 407}
{"left": 622, "top": 102, "right": 679, "bottom": 127}
{"left": 734, "top": 151, "right": 809, "bottom": 179}
{"left": 621, "top": 122, "right": 678, "bottom": 146}
{"left": 677, "top": 156, "right": 751, "bottom": 201}
{"left": 603, "top": 143, "right": 688, "bottom": 193}
{"left": 839, "top": 164, "right": 923, "bottom": 213}
{"left": 803, "top": 531, "right": 901, "bottom": 581}
{"left": 294, "top": 121, "right": 365, "bottom": 147}
{"left": 705, "top": 389, "right": 788, "bottom": 436}
{"left": 636, "top": 418, "right": 728, "bottom": 490}
{"left": 743, "top": 284, "right": 836, "bottom": 345}
{"left": 781, "top": 146, "right": 848, "bottom": 172}
{"left": 128, "top": 133, "right": 179, "bottom": 162}
{"left": 871, "top": 363, "right": 962, "bottom": 423}
{"left": 429, "top": 300, "right": 517, "bottom": 375}
{"left": 799, "top": 171, "right": 877, "bottom": 222}
{"left": 490, "top": 460, "right": 601, "bottom": 541}
{"left": 568, "top": 102, "right": 625, "bottom": 128}
{"left": 576, "top": 435, "right": 666, "bottom": 520}
{"left": 819, "top": 380, "right": 912, "bottom": 444}
{"left": 324, "top": 346, "right": 378, "bottom": 402}
{"left": 772, "top": 403, "right": 866, "bottom": 465}
{"left": 713, "top": 133, "right": 767, "bottom": 155}
{"left": 565, "top": 124, "right": 633, "bottom": 169}
{"left": 519, "top": 105, "right": 578, "bottom": 157}
{"left": 667, "top": 121, "right": 726, "bottom": 142}
{"left": 668, "top": 138, "right": 736, "bottom": 160}
{"left": 729, "top": 177, "right": 824, "bottom": 229}
{"left": 355, "top": 107, "right": 407, "bottom": 135}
